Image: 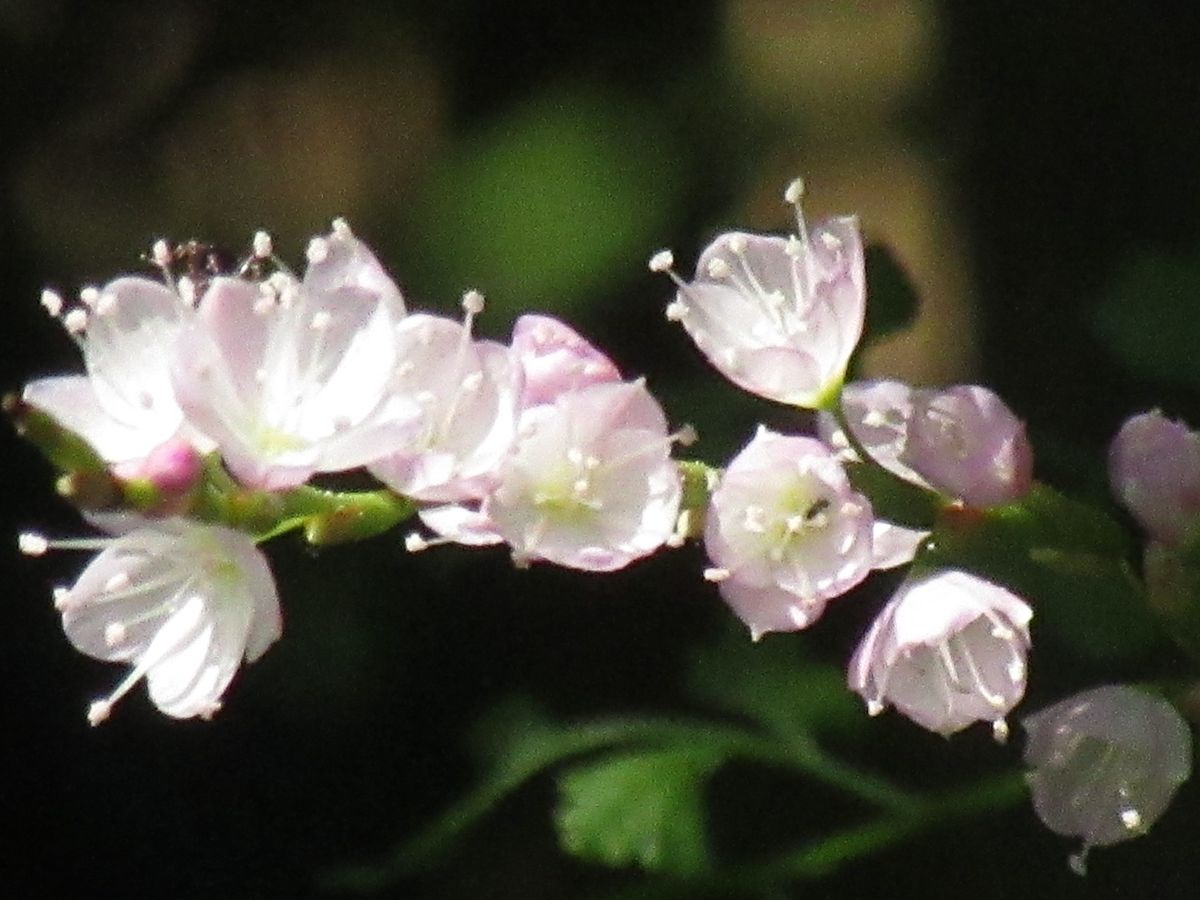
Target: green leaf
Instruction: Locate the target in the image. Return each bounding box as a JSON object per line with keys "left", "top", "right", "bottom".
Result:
{"left": 860, "top": 244, "right": 920, "bottom": 350}
{"left": 688, "top": 629, "right": 863, "bottom": 740}
{"left": 1093, "top": 252, "right": 1200, "bottom": 387}
{"left": 556, "top": 747, "right": 724, "bottom": 876}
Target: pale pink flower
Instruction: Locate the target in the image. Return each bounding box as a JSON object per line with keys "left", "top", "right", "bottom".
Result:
{"left": 1023, "top": 685, "right": 1192, "bottom": 875}
{"left": 23, "top": 277, "right": 200, "bottom": 463}
{"left": 369, "top": 304, "right": 521, "bottom": 503}
{"left": 653, "top": 180, "right": 864, "bottom": 409}
{"left": 22, "top": 519, "right": 281, "bottom": 723}
{"left": 484, "top": 379, "right": 682, "bottom": 571}
{"left": 703, "top": 428, "right": 874, "bottom": 639}
{"left": 510, "top": 314, "right": 621, "bottom": 410}
{"left": 170, "top": 222, "right": 415, "bottom": 489}
{"left": 1109, "top": 410, "right": 1200, "bottom": 546}
{"left": 848, "top": 569, "right": 1032, "bottom": 736}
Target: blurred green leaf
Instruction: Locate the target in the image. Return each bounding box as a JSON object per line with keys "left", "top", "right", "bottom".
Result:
{"left": 407, "top": 87, "right": 681, "bottom": 326}
{"left": 860, "top": 243, "right": 920, "bottom": 351}
{"left": 1093, "top": 252, "right": 1200, "bottom": 387}
{"left": 923, "top": 484, "right": 1160, "bottom": 660}
{"left": 556, "top": 747, "right": 723, "bottom": 876}
{"left": 689, "top": 630, "right": 863, "bottom": 740}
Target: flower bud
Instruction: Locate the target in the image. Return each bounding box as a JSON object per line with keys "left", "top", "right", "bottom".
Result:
{"left": 1109, "top": 411, "right": 1200, "bottom": 546}
{"left": 1023, "top": 685, "right": 1192, "bottom": 874}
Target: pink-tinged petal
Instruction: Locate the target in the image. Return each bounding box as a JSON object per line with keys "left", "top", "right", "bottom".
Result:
{"left": 511, "top": 314, "right": 621, "bottom": 409}
{"left": 717, "top": 576, "right": 829, "bottom": 640}
{"left": 818, "top": 379, "right": 927, "bottom": 485}
{"left": 901, "top": 385, "right": 1033, "bottom": 508}
{"left": 302, "top": 223, "right": 406, "bottom": 317}
{"left": 1109, "top": 411, "right": 1200, "bottom": 546}
{"left": 23, "top": 375, "right": 179, "bottom": 463}
{"left": 870, "top": 522, "right": 928, "bottom": 570}
{"left": 418, "top": 504, "right": 504, "bottom": 546}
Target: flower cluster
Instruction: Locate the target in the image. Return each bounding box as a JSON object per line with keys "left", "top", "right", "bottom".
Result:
{"left": 14, "top": 179, "right": 1196, "bottom": 873}
{"left": 21, "top": 223, "right": 685, "bottom": 721}
{"left": 653, "top": 179, "right": 1035, "bottom": 738}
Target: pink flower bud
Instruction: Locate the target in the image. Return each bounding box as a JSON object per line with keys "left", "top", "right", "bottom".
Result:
{"left": 138, "top": 438, "right": 203, "bottom": 496}
{"left": 900, "top": 385, "right": 1033, "bottom": 508}
{"left": 1023, "top": 685, "right": 1192, "bottom": 875}
{"left": 704, "top": 427, "right": 874, "bottom": 639}
{"left": 849, "top": 569, "right": 1032, "bottom": 736}
{"left": 1109, "top": 411, "right": 1200, "bottom": 546}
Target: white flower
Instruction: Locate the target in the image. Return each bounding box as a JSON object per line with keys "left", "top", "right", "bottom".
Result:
{"left": 1023, "top": 685, "right": 1193, "bottom": 875}
{"left": 848, "top": 569, "right": 1032, "bottom": 736}
{"left": 485, "top": 379, "right": 682, "bottom": 571}
{"left": 23, "top": 277, "right": 199, "bottom": 463}
{"left": 26, "top": 519, "right": 281, "bottom": 723}
{"left": 654, "top": 180, "right": 864, "bottom": 409}
{"left": 703, "top": 427, "right": 874, "bottom": 639}
{"left": 170, "top": 222, "right": 415, "bottom": 489}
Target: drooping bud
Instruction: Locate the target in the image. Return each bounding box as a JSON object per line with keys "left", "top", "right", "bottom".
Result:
{"left": 1109, "top": 410, "right": 1200, "bottom": 546}
{"left": 1023, "top": 685, "right": 1192, "bottom": 875}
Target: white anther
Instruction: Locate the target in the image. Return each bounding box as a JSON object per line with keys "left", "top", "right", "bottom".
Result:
{"left": 648, "top": 249, "right": 674, "bottom": 273}
{"left": 405, "top": 532, "right": 430, "bottom": 553}
{"left": 461, "top": 289, "right": 485, "bottom": 315}
{"left": 95, "top": 291, "right": 117, "bottom": 316}
{"left": 331, "top": 217, "right": 352, "bottom": 237}
{"left": 252, "top": 294, "right": 275, "bottom": 315}
{"left": 705, "top": 256, "right": 731, "bottom": 279}
{"left": 40, "top": 289, "right": 63, "bottom": 317}
{"left": 703, "top": 567, "right": 731, "bottom": 583}
{"left": 104, "top": 622, "right": 127, "bottom": 647}
{"left": 306, "top": 236, "right": 330, "bottom": 265}
{"left": 104, "top": 571, "right": 130, "bottom": 593}
{"left": 992, "top": 719, "right": 1010, "bottom": 744}
{"left": 784, "top": 177, "right": 805, "bottom": 205}
{"left": 18, "top": 532, "right": 48, "bottom": 556}
{"left": 727, "top": 235, "right": 747, "bottom": 255}
{"left": 665, "top": 299, "right": 688, "bottom": 322}
{"left": 819, "top": 231, "right": 841, "bottom": 250}
{"left": 198, "top": 701, "right": 223, "bottom": 720}
{"left": 1120, "top": 808, "right": 1142, "bottom": 830}
{"left": 253, "top": 230, "right": 273, "bottom": 259}
{"left": 461, "top": 371, "right": 484, "bottom": 392}
{"left": 63, "top": 308, "right": 88, "bottom": 333}
{"left": 87, "top": 700, "right": 112, "bottom": 727}
{"left": 52, "top": 586, "right": 72, "bottom": 610}
{"left": 310, "top": 311, "right": 332, "bottom": 331}
{"left": 675, "top": 423, "right": 698, "bottom": 446}
{"left": 79, "top": 286, "right": 100, "bottom": 308}
{"left": 178, "top": 276, "right": 197, "bottom": 307}
{"left": 785, "top": 236, "right": 804, "bottom": 258}
{"left": 866, "top": 699, "right": 885, "bottom": 716}
{"left": 152, "top": 239, "right": 173, "bottom": 268}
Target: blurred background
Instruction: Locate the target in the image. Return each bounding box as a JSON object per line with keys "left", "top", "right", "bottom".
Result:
{"left": 5, "top": 1, "right": 1200, "bottom": 897}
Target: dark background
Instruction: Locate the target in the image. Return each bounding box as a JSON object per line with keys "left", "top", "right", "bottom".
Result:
{"left": 5, "top": 2, "right": 1200, "bottom": 897}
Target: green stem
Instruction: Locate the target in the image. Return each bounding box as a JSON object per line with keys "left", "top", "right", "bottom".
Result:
{"left": 320, "top": 716, "right": 917, "bottom": 892}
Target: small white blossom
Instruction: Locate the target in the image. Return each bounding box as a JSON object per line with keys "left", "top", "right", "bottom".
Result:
{"left": 485, "top": 379, "right": 682, "bottom": 571}
{"left": 1109, "top": 410, "right": 1200, "bottom": 546}
{"left": 44, "top": 520, "right": 281, "bottom": 723}
{"left": 703, "top": 427, "right": 874, "bottom": 639}
{"left": 656, "top": 185, "right": 864, "bottom": 409}
{"left": 1023, "top": 685, "right": 1192, "bottom": 875}
{"left": 849, "top": 569, "right": 1032, "bottom": 736}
